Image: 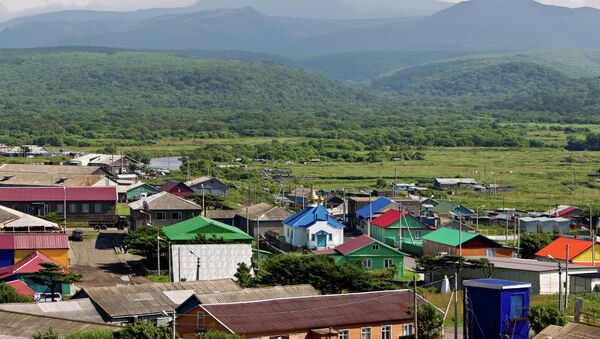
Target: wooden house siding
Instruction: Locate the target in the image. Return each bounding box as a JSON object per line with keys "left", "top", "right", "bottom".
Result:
{"left": 422, "top": 239, "right": 513, "bottom": 257}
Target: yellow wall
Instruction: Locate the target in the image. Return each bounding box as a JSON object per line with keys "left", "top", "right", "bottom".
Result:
{"left": 14, "top": 249, "right": 69, "bottom": 268}
{"left": 572, "top": 246, "right": 600, "bottom": 265}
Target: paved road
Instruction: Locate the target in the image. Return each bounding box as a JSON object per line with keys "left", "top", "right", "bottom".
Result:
{"left": 70, "top": 229, "right": 145, "bottom": 289}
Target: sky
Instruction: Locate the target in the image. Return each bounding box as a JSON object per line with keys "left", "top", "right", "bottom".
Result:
{"left": 0, "top": 0, "right": 599, "bottom": 18}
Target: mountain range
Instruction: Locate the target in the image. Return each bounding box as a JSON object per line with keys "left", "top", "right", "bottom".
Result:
{"left": 0, "top": 0, "right": 600, "bottom": 58}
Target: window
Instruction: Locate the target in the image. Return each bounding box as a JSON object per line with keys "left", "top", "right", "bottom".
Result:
{"left": 82, "top": 204, "right": 89, "bottom": 213}
{"left": 43, "top": 204, "right": 51, "bottom": 215}
{"left": 510, "top": 294, "right": 525, "bottom": 319}
{"left": 404, "top": 323, "right": 414, "bottom": 335}
{"left": 361, "top": 327, "right": 372, "bottom": 339}
{"left": 269, "top": 336, "right": 289, "bottom": 339}
{"left": 372, "top": 244, "right": 380, "bottom": 250}
{"left": 69, "top": 204, "right": 77, "bottom": 213}
{"left": 94, "top": 203, "right": 102, "bottom": 213}
{"left": 56, "top": 204, "right": 64, "bottom": 213}
{"left": 362, "top": 258, "right": 372, "bottom": 269}
{"left": 415, "top": 230, "right": 422, "bottom": 239}
{"left": 381, "top": 325, "right": 392, "bottom": 339}
{"left": 384, "top": 258, "right": 394, "bottom": 268}
{"left": 328, "top": 234, "right": 333, "bottom": 241}
{"left": 486, "top": 248, "right": 497, "bottom": 257}
{"left": 196, "top": 311, "right": 206, "bottom": 330}
{"left": 171, "top": 211, "right": 182, "bottom": 220}
{"left": 311, "top": 234, "right": 315, "bottom": 241}
{"left": 156, "top": 212, "right": 166, "bottom": 220}
{"left": 338, "top": 330, "right": 349, "bottom": 339}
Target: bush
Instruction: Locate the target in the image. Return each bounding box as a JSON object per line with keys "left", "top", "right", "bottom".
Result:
{"left": 33, "top": 329, "right": 60, "bottom": 339}
{"left": 114, "top": 321, "right": 172, "bottom": 339}
{"left": 529, "top": 305, "right": 566, "bottom": 334}
{"left": 197, "top": 331, "right": 243, "bottom": 339}
{"left": 410, "top": 303, "right": 443, "bottom": 339}
{"left": 0, "top": 283, "right": 33, "bottom": 303}
{"left": 66, "top": 329, "right": 115, "bottom": 339}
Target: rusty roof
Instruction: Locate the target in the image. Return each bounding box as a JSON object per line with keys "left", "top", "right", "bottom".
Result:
{"left": 200, "top": 290, "right": 420, "bottom": 335}
{"left": 0, "top": 298, "right": 105, "bottom": 323}
{"left": 76, "top": 279, "right": 240, "bottom": 318}
{"left": 194, "top": 285, "right": 319, "bottom": 305}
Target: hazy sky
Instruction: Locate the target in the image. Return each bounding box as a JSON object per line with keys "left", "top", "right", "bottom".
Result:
{"left": 0, "top": 0, "right": 599, "bottom": 15}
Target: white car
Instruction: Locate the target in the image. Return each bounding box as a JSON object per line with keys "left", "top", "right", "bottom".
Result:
{"left": 34, "top": 292, "right": 62, "bottom": 303}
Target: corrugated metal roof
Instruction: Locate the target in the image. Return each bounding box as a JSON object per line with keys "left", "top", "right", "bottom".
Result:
{"left": 0, "top": 187, "right": 117, "bottom": 202}
{"left": 0, "top": 251, "right": 63, "bottom": 279}
{"left": 243, "top": 203, "right": 292, "bottom": 221}
{"left": 200, "top": 290, "right": 421, "bottom": 335}
{"left": 465, "top": 256, "right": 595, "bottom": 272}
{"left": 194, "top": 285, "right": 319, "bottom": 305}
{"left": 77, "top": 279, "right": 241, "bottom": 318}
{"left": 356, "top": 197, "right": 393, "bottom": 219}
{"left": 162, "top": 216, "right": 252, "bottom": 242}
{"left": 421, "top": 227, "right": 479, "bottom": 247}
{"left": 5, "top": 280, "right": 35, "bottom": 298}
{"left": 283, "top": 204, "right": 344, "bottom": 229}
{"left": 0, "top": 164, "right": 104, "bottom": 175}
{"left": 0, "top": 205, "right": 59, "bottom": 230}
{"left": 129, "top": 192, "right": 201, "bottom": 211}
{"left": 0, "top": 309, "right": 116, "bottom": 338}
{"left": 0, "top": 234, "right": 68, "bottom": 250}
{"left": 371, "top": 209, "right": 410, "bottom": 228}
{"left": 332, "top": 235, "right": 374, "bottom": 255}
{"left": 0, "top": 298, "right": 105, "bottom": 323}
{"left": 535, "top": 237, "right": 595, "bottom": 260}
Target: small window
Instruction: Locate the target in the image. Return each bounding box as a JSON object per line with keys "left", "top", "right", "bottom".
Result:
{"left": 404, "top": 323, "right": 414, "bottom": 336}
{"left": 56, "top": 204, "right": 64, "bottom": 213}
{"left": 510, "top": 294, "right": 525, "bottom": 319}
{"left": 43, "top": 204, "right": 51, "bottom": 215}
{"left": 415, "top": 230, "right": 422, "bottom": 239}
{"left": 311, "top": 234, "right": 315, "bottom": 241}
{"left": 361, "top": 327, "right": 372, "bottom": 339}
{"left": 381, "top": 325, "right": 392, "bottom": 339}
{"left": 171, "top": 211, "right": 182, "bottom": 220}
{"left": 269, "top": 336, "right": 289, "bottom": 339}
{"left": 372, "top": 244, "right": 380, "bottom": 250}
{"left": 94, "top": 203, "right": 102, "bottom": 213}
{"left": 486, "top": 248, "right": 497, "bottom": 257}
{"left": 196, "top": 311, "right": 206, "bottom": 330}
{"left": 156, "top": 212, "right": 166, "bottom": 220}
{"left": 82, "top": 204, "right": 89, "bottom": 213}
{"left": 69, "top": 204, "right": 77, "bottom": 213}
{"left": 362, "top": 258, "right": 372, "bottom": 269}
{"left": 328, "top": 234, "right": 333, "bottom": 241}
{"left": 384, "top": 258, "right": 394, "bottom": 268}
{"left": 339, "top": 330, "right": 349, "bottom": 339}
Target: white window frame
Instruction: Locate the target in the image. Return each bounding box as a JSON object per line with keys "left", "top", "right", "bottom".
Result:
{"left": 362, "top": 258, "right": 373, "bottom": 269}
{"left": 361, "top": 327, "right": 372, "bottom": 339}
{"left": 384, "top": 258, "right": 394, "bottom": 268}
{"left": 415, "top": 230, "right": 422, "bottom": 239}
{"left": 69, "top": 203, "right": 77, "bottom": 213}
{"left": 43, "top": 204, "right": 51, "bottom": 215}
{"left": 381, "top": 325, "right": 392, "bottom": 339}
{"left": 404, "top": 323, "right": 414, "bottom": 335}
{"left": 156, "top": 211, "right": 166, "bottom": 220}
{"left": 196, "top": 311, "right": 206, "bottom": 330}
{"left": 372, "top": 244, "right": 380, "bottom": 250}
{"left": 94, "top": 203, "right": 102, "bottom": 213}
{"left": 338, "top": 329, "right": 349, "bottom": 339}
{"left": 82, "top": 204, "right": 89, "bottom": 213}
{"left": 56, "top": 204, "right": 64, "bottom": 213}
{"left": 171, "top": 211, "right": 182, "bottom": 220}
{"left": 486, "top": 248, "right": 497, "bottom": 257}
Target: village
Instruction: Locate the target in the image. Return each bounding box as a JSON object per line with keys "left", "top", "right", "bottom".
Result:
{"left": 0, "top": 148, "right": 596, "bottom": 339}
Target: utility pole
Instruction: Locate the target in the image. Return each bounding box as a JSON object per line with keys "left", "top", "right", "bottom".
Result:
{"left": 454, "top": 273, "right": 458, "bottom": 339}
{"left": 565, "top": 244, "right": 569, "bottom": 309}
{"left": 413, "top": 275, "right": 418, "bottom": 339}
{"left": 558, "top": 261, "right": 563, "bottom": 311}
{"left": 368, "top": 191, "right": 372, "bottom": 237}
{"left": 63, "top": 187, "right": 67, "bottom": 232}
{"left": 459, "top": 213, "right": 463, "bottom": 256}
{"left": 201, "top": 184, "right": 205, "bottom": 217}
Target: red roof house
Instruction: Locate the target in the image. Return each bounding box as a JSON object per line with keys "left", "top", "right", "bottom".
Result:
{"left": 6, "top": 280, "right": 36, "bottom": 298}
{"left": 159, "top": 180, "right": 194, "bottom": 198}
{"left": 0, "top": 187, "right": 117, "bottom": 202}
{"left": 0, "top": 251, "right": 63, "bottom": 279}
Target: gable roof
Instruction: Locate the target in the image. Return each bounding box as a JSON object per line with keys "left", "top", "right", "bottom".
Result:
{"left": 200, "top": 290, "right": 421, "bottom": 335}
{"left": 356, "top": 197, "right": 394, "bottom": 219}
{"left": 313, "top": 235, "right": 404, "bottom": 256}
{"left": 129, "top": 191, "right": 201, "bottom": 211}
{"left": 371, "top": 209, "right": 431, "bottom": 230}
{"left": 159, "top": 180, "right": 193, "bottom": 193}
{"left": 0, "top": 187, "right": 117, "bottom": 202}
{"left": 0, "top": 164, "right": 104, "bottom": 175}
{"left": 283, "top": 204, "right": 344, "bottom": 229}
{"left": 430, "top": 201, "right": 474, "bottom": 215}
{"left": 191, "top": 285, "right": 320, "bottom": 305}
{"left": 545, "top": 205, "right": 580, "bottom": 218}
{"left": 242, "top": 203, "right": 292, "bottom": 221}
{"left": 0, "top": 205, "right": 60, "bottom": 230}
{"left": 421, "top": 227, "right": 480, "bottom": 247}
{"left": 162, "top": 216, "right": 253, "bottom": 241}
{"left": 0, "top": 251, "right": 63, "bottom": 279}
{"left": 185, "top": 176, "right": 224, "bottom": 187}
{"left": 535, "top": 237, "right": 596, "bottom": 261}
{"left": 0, "top": 298, "right": 104, "bottom": 323}
{"left": 5, "top": 280, "right": 36, "bottom": 298}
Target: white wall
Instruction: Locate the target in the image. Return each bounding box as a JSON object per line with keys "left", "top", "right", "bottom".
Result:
{"left": 306, "top": 220, "right": 344, "bottom": 249}
{"left": 171, "top": 244, "right": 252, "bottom": 282}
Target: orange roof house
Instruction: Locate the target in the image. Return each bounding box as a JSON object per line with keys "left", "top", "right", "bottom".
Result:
{"left": 535, "top": 237, "right": 600, "bottom": 266}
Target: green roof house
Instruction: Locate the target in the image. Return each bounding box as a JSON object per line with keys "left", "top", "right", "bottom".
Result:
{"left": 421, "top": 227, "right": 514, "bottom": 258}
{"left": 313, "top": 235, "right": 405, "bottom": 279}
{"left": 118, "top": 182, "right": 159, "bottom": 202}
{"left": 371, "top": 209, "right": 435, "bottom": 256}
{"left": 163, "top": 216, "right": 253, "bottom": 243}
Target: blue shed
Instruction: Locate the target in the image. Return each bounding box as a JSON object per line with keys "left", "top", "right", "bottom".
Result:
{"left": 463, "top": 279, "right": 531, "bottom": 339}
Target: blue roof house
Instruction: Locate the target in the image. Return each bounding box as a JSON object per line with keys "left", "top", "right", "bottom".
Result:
{"left": 356, "top": 196, "right": 394, "bottom": 235}
{"left": 283, "top": 190, "right": 345, "bottom": 250}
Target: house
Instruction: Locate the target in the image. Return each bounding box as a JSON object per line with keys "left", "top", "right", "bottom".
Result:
{"left": 176, "top": 290, "right": 423, "bottom": 339}
{"left": 0, "top": 187, "right": 117, "bottom": 226}
{"left": 422, "top": 227, "right": 514, "bottom": 257}
{"left": 0, "top": 145, "right": 49, "bottom": 157}
{"left": 129, "top": 192, "right": 202, "bottom": 229}
{"left": 68, "top": 154, "right": 140, "bottom": 174}
{"left": 116, "top": 182, "right": 158, "bottom": 202}
{"left": 71, "top": 279, "right": 241, "bottom": 325}
{"left": 5, "top": 280, "right": 36, "bottom": 298}
{"left": 544, "top": 205, "right": 582, "bottom": 220}
{"left": 162, "top": 216, "right": 253, "bottom": 243}
{"left": 0, "top": 204, "right": 61, "bottom": 232}
{"left": 463, "top": 279, "right": 530, "bottom": 339}
{"left": 170, "top": 244, "right": 252, "bottom": 282}
{"left": 313, "top": 235, "right": 405, "bottom": 279}
{"left": 535, "top": 236, "right": 600, "bottom": 266}
{"left": 176, "top": 285, "right": 320, "bottom": 317}
{"left": 355, "top": 196, "right": 395, "bottom": 234}
{"left": 454, "top": 256, "right": 597, "bottom": 294}
{"left": 0, "top": 251, "right": 71, "bottom": 296}
{"left": 0, "top": 310, "right": 117, "bottom": 338}
{"left": 283, "top": 192, "right": 345, "bottom": 250}
{"left": 159, "top": 180, "right": 194, "bottom": 198}
{"left": 346, "top": 196, "right": 373, "bottom": 229}
{"left": 0, "top": 164, "right": 112, "bottom": 187}
{"left": 0, "top": 233, "right": 69, "bottom": 268}
{"left": 234, "top": 202, "right": 293, "bottom": 237}
{"left": 570, "top": 272, "right": 600, "bottom": 293}
{"left": 433, "top": 178, "right": 477, "bottom": 190}
{"left": 519, "top": 217, "right": 572, "bottom": 234}
{"left": 286, "top": 187, "right": 313, "bottom": 209}
{"left": 185, "top": 176, "right": 228, "bottom": 197}
{"left": 370, "top": 209, "right": 435, "bottom": 256}
{"left": 148, "top": 157, "right": 183, "bottom": 171}
{"left": 428, "top": 201, "right": 475, "bottom": 227}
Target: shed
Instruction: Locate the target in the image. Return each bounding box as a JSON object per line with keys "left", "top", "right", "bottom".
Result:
{"left": 171, "top": 244, "right": 252, "bottom": 282}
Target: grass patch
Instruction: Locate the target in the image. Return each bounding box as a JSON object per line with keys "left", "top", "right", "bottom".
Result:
{"left": 145, "top": 274, "right": 170, "bottom": 283}
{"left": 116, "top": 203, "right": 131, "bottom": 217}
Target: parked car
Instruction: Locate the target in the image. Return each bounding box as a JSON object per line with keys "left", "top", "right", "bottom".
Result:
{"left": 71, "top": 228, "right": 84, "bottom": 241}
{"left": 35, "top": 292, "right": 62, "bottom": 303}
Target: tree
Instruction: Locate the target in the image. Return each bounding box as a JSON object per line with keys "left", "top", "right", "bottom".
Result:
{"left": 114, "top": 321, "right": 172, "bottom": 339}
{"left": 529, "top": 305, "right": 566, "bottom": 334}
{"left": 197, "top": 331, "right": 243, "bottom": 339}
{"left": 66, "top": 329, "right": 115, "bottom": 339}
{"left": 234, "top": 262, "right": 256, "bottom": 288}
{"left": 415, "top": 255, "right": 493, "bottom": 280}
{"left": 520, "top": 233, "right": 556, "bottom": 259}
{"left": 0, "top": 283, "right": 32, "bottom": 303}
{"left": 124, "top": 226, "right": 168, "bottom": 259}
{"left": 409, "top": 303, "right": 443, "bottom": 339}
{"left": 375, "top": 178, "right": 388, "bottom": 189}
{"left": 29, "top": 262, "right": 82, "bottom": 302}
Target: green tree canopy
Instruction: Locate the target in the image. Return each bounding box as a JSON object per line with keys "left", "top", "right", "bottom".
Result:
{"left": 0, "top": 283, "right": 32, "bottom": 303}
{"left": 29, "top": 262, "right": 82, "bottom": 302}
{"left": 529, "top": 305, "right": 567, "bottom": 334}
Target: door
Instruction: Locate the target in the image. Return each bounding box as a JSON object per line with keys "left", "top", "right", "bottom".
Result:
{"left": 316, "top": 231, "right": 328, "bottom": 247}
